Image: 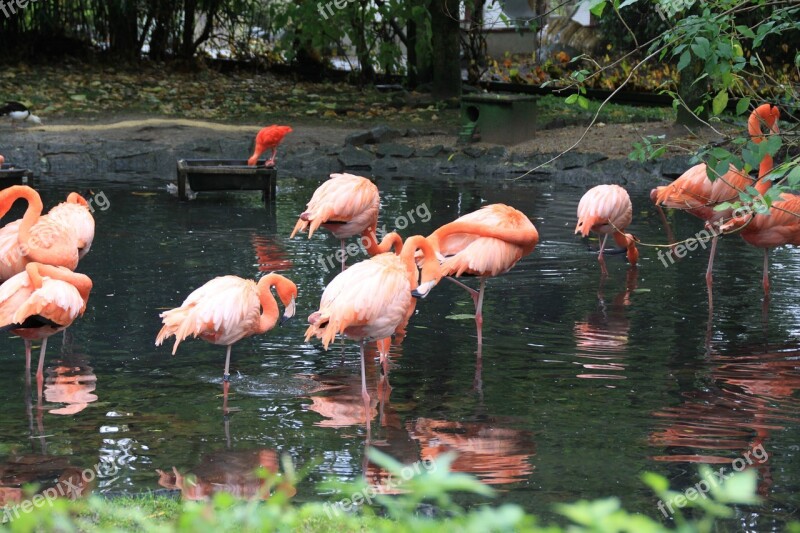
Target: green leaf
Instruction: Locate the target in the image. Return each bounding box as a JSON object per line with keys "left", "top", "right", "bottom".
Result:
{"left": 735, "top": 97, "right": 751, "bottom": 116}
{"left": 677, "top": 50, "right": 691, "bottom": 71}
{"left": 588, "top": 0, "right": 606, "bottom": 17}
{"left": 577, "top": 95, "right": 590, "bottom": 110}
{"left": 565, "top": 94, "right": 579, "bottom": 105}
{"left": 641, "top": 472, "right": 669, "bottom": 493}
{"left": 446, "top": 314, "right": 476, "bottom": 320}
{"left": 691, "top": 36, "right": 710, "bottom": 59}
{"left": 787, "top": 166, "right": 800, "bottom": 187}
{"left": 712, "top": 90, "right": 728, "bottom": 115}
{"left": 736, "top": 24, "right": 756, "bottom": 39}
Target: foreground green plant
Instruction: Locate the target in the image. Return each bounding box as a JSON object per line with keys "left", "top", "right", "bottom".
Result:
{"left": 0, "top": 449, "right": 786, "bottom": 533}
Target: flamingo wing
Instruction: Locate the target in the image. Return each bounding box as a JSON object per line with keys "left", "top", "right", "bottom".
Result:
{"left": 46, "top": 201, "right": 95, "bottom": 257}
{"left": 8, "top": 277, "right": 86, "bottom": 329}
{"left": 575, "top": 184, "right": 632, "bottom": 236}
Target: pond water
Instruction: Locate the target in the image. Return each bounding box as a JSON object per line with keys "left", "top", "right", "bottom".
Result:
{"left": 0, "top": 175, "right": 798, "bottom": 529}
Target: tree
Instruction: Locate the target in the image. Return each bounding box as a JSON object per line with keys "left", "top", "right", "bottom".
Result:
{"left": 430, "top": 0, "right": 462, "bottom": 98}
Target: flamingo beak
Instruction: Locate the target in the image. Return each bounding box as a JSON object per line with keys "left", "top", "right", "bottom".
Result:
{"left": 280, "top": 297, "right": 296, "bottom": 326}
{"left": 411, "top": 280, "right": 436, "bottom": 299}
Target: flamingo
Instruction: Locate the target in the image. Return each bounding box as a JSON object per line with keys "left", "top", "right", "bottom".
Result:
{"left": 155, "top": 273, "right": 298, "bottom": 383}
{"left": 651, "top": 104, "right": 780, "bottom": 285}
{"left": 0, "top": 186, "right": 86, "bottom": 281}
{"left": 43, "top": 193, "right": 95, "bottom": 259}
{"left": 247, "top": 125, "right": 293, "bottom": 167}
{"left": 0, "top": 263, "right": 92, "bottom": 389}
{"left": 290, "top": 173, "right": 380, "bottom": 271}
{"left": 425, "top": 204, "right": 539, "bottom": 345}
{"left": 575, "top": 184, "right": 639, "bottom": 274}
{"left": 719, "top": 183, "right": 800, "bottom": 295}
{"left": 304, "top": 234, "right": 443, "bottom": 430}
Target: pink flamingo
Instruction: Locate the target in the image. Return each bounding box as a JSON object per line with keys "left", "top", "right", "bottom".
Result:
{"left": 651, "top": 104, "right": 780, "bottom": 285}
{"left": 305, "top": 234, "right": 443, "bottom": 430}
{"left": 425, "top": 204, "right": 539, "bottom": 345}
{"left": 575, "top": 184, "right": 639, "bottom": 274}
{"left": 0, "top": 263, "right": 92, "bottom": 391}
{"left": 291, "top": 173, "right": 380, "bottom": 271}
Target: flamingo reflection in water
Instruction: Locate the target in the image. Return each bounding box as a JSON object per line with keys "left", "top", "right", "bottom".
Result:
{"left": 43, "top": 353, "right": 98, "bottom": 416}
{"left": 0, "top": 374, "right": 92, "bottom": 507}
{"left": 156, "top": 448, "right": 295, "bottom": 501}
{"left": 406, "top": 418, "right": 535, "bottom": 485}
{"left": 649, "top": 347, "right": 800, "bottom": 498}
{"left": 251, "top": 234, "right": 293, "bottom": 273}
{"left": 572, "top": 267, "right": 638, "bottom": 382}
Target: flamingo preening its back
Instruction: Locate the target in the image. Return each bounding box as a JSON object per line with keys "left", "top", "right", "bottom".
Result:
{"left": 0, "top": 186, "right": 86, "bottom": 281}
{"left": 651, "top": 103, "right": 780, "bottom": 285}
{"left": 247, "top": 125, "right": 293, "bottom": 167}
{"left": 44, "top": 192, "right": 95, "bottom": 259}
{"left": 291, "top": 173, "right": 381, "bottom": 271}
{"left": 575, "top": 184, "right": 638, "bottom": 273}
{"left": 425, "top": 204, "right": 539, "bottom": 345}
{"left": 0, "top": 262, "right": 92, "bottom": 384}
{"left": 305, "top": 234, "right": 443, "bottom": 435}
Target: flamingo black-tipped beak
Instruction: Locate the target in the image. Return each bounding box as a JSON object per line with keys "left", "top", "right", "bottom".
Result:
{"left": 279, "top": 313, "right": 293, "bottom": 326}
{"left": 410, "top": 289, "right": 422, "bottom": 299}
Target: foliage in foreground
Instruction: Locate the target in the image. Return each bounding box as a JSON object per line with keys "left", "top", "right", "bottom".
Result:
{"left": 0, "top": 449, "right": 786, "bottom": 533}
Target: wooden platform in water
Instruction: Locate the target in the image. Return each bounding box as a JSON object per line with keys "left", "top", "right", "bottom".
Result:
{"left": 0, "top": 164, "right": 33, "bottom": 188}
{"left": 176, "top": 159, "right": 277, "bottom": 205}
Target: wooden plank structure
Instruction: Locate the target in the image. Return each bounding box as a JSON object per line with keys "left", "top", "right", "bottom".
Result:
{"left": 176, "top": 159, "right": 277, "bottom": 205}
{"left": 0, "top": 164, "right": 33, "bottom": 189}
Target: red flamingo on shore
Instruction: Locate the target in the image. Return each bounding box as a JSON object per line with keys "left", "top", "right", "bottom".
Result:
{"left": 247, "top": 125, "right": 293, "bottom": 167}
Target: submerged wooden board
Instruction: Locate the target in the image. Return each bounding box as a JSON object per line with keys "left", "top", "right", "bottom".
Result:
{"left": 0, "top": 165, "right": 33, "bottom": 188}
{"left": 176, "top": 159, "right": 277, "bottom": 205}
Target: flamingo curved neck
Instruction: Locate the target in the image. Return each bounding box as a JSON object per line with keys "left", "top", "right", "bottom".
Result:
{"left": 0, "top": 187, "right": 43, "bottom": 247}
{"left": 431, "top": 221, "right": 539, "bottom": 252}
{"left": 362, "top": 229, "right": 402, "bottom": 256}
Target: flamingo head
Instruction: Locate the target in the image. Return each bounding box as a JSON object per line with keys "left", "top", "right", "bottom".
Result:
{"left": 67, "top": 192, "right": 89, "bottom": 207}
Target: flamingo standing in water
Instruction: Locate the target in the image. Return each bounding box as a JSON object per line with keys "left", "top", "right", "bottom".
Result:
{"left": 247, "top": 125, "right": 293, "bottom": 167}
{"left": 0, "top": 186, "right": 89, "bottom": 281}
{"left": 155, "top": 273, "right": 298, "bottom": 384}
{"left": 719, "top": 177, "right": 800, "bottom": 295}
{"left": 291, "top": 173, "right": 380, "bottom": 271}
{"left": 305, "top": 234, "right": 443, "bottom": 431}
{"left": 0, "top": 263, "right": 92, "bottom": 387}
{"left": 575, "top": 184, "right": 639, "bottom": 274}
{"left": 425, "top": 204, "right": 539, "bottom": 345}
{"left": 651, "top": 103, "right": 780, "bottom": 285}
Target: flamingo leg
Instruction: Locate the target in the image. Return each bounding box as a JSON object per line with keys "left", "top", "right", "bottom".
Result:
{"left": 24, "top": 340, "right": 32, "bottom": 372}
{"left": 656, "top": 205, "right": 676, "bottom": 244}
{"left": 762, "top": 249, "right": 770, "bottom": 295}
{"left": 444, "top": 276, "right": 480, "bottom": 303}
{"left": 359, "top": 340, "right": 371, "bottom": 442}
{"left": 597, "top": 234, "right": 609, "bottom": 275}
{"left": 265, "top": 148, "right": 277, "bottom": 167}
{"left": 475, "top": 278, "right": 486, "bottom": 346}
{"left": 705, "top": 234, "right": 718, "bottom": 287}
{"left": 36, "top": 338, "right": 47, "bottom": 408}
{"left": 222, "top": 380, "right": 230, "bottom": 415}
{"left": 223, "top": 345, "right": 232, "bottom": 382}
{"left": 340, "top": 239, "right": 346, "bottom": 272}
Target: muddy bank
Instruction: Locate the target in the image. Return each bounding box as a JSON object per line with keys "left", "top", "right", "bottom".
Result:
{"left": 0, "top": 119, "right": 691, "bottom": 189}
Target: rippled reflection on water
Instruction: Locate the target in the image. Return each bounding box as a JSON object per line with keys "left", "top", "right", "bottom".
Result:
{"left": 0, "top": 177, "right": 798, "bottom": 528}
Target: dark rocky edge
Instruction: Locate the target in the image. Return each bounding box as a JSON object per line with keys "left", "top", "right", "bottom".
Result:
{"left": 0, "top": 124, "right": 690, "bottom": 189}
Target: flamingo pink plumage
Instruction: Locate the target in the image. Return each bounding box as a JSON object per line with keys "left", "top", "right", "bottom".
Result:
{"left": 291, "top": 173, "right": 380, "bottom": 270}
{"left": 425, "top": 204, "right": 539, "bottom": 345}
{"left": 0, "top": 186, "right": 85, "bottom": 281}
{"left": 247, "top": 125, "right": 293, "bottom": 167}
{"left": 155, "top": 273, "right": 298, "bottom": 382}
{"left": 44, "top": 192, "right": 95, "bottom": 259}
{"left": 575, "top": 184, "right": 639, "bottom": 273}
{"left": 650, "top": 104, "right": 780, "bottom": 284}
{"left": 305, "top": 234, "right": 442, "bottom": 429}
{"left": 0, "top": 262, "right": 92, "bottom": 384}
